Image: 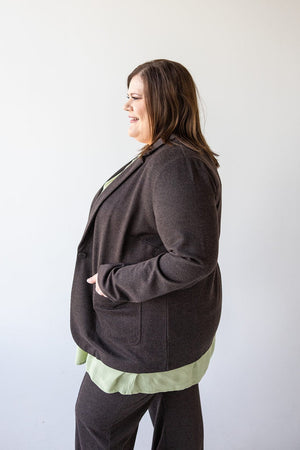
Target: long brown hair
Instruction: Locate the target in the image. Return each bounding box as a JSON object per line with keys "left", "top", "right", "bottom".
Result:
{"left": 127, "top": 59, "right": 219, "bottom": 168}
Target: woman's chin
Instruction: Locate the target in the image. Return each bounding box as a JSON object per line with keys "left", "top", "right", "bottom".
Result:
{"left": 128, "top": 129, "right": 150, "bottom": 144}
{"left": 128, "top": 131, "right": 141, "bottom": 142}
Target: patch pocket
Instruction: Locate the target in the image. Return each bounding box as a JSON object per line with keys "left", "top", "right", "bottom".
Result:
{"left": 93, "top": 294, "right": 142, "bottom": 346}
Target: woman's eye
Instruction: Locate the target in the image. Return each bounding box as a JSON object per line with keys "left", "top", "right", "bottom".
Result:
{"left": 127, "top": 96, "right": 140, "bottom": 100}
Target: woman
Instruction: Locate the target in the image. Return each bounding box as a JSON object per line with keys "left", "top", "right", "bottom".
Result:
{"left": 71, "top": 59, "right": 222, "bottom": 449}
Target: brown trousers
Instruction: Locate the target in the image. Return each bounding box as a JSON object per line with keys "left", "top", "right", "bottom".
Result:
{"left": 75, "top": 373, "right": 203, "bottom": 449}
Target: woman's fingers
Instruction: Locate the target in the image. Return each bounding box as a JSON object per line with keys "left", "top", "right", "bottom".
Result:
{"left": 87, "top": 273, "right": 107, "bottom": 297}
{"left": 86, "top": 274, "right": 97, "bottom": 284}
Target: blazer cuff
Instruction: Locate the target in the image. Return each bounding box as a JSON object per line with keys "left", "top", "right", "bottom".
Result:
{"left": 97, "top": 263, "right": 126, "bottom": 302}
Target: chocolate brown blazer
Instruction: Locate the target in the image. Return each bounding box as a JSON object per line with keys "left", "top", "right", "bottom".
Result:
{"left": 70, "top": 135, "right": 222, "bottom": 373}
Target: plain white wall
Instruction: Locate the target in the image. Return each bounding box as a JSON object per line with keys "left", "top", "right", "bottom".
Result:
{"left": 0, "top": 1, "right": 299, "bottom": 449}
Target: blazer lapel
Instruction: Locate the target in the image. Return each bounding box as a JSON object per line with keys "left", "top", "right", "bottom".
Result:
{"left": 91, "top": 156, "right": 143, "bottom": 214}
{"left": 77, "top": 137, "right": 168, "bottom": 248}
{"left": 92, "top": 136, "right": 167, "bottom": 212}
{"left": 78, "top": 156, "right": 144, "bottom": 247}
{"left": 89, "top": 157, "right": 137, "bottom": 208}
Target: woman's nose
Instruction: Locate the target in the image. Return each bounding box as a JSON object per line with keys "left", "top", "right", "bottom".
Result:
{"left": 123, "top": 100, "right": 132, "bottom": 111}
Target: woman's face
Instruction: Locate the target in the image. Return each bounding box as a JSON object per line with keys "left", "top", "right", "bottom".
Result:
{"left": 123, "top": 74, "right": 152, "bottom": 144}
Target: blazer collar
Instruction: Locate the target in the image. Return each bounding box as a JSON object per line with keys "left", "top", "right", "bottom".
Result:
{"left": 143, "top": 133, "right": 177, "bottom": 159}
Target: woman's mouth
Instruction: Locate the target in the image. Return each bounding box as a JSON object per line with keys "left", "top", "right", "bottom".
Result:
{"left": 129, "top": 116, "right": 139, "bottom": 123}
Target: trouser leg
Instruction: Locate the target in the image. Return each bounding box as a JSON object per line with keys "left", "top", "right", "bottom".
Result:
{"left": 148, "top": 384, "right": 203, "bottom": 450}
{"left": 75, "top": 372, "right": 153, "bottom": 450}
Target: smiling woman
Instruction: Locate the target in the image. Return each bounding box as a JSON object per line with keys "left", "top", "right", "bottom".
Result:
{"left": 70, "top": 59, "right": 222, "bottom": 450}
{"left": 124, "top": 74, "right": 152, "bottom": 144}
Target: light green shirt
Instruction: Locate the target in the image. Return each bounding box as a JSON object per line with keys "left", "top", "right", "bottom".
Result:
{"left": 75, "top": 155, "right": 216, "bottom": 394}
{"left": 76, "top": 340, "right": 215, "bottom": 395}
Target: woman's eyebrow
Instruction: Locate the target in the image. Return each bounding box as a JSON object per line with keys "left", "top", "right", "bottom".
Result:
{"left": 127, "top": 92, "right": 142, "bottom": 96}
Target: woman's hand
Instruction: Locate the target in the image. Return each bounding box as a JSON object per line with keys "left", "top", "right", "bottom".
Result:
{"left": 87, "top": 274, "right": 108, "bottom": 297}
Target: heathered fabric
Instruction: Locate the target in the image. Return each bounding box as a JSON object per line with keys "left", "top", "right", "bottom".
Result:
{"left": 75, "top": 373, "right": 203, "bottom": 449}
{"left": 70, "top": 134, "right": 222, "bottom": 373}
{"left": 74, "top": 158, "right": 216, "bottom": 394}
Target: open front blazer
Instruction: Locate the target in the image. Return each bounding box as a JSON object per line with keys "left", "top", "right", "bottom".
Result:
{"left": 70, "top": 135, "right": 222, "bottom": 373}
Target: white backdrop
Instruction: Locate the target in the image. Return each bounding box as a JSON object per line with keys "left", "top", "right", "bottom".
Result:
{"left": 1, "top": 1, "right": 299, "bottom": 449}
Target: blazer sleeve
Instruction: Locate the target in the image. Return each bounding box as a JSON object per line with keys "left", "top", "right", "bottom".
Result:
{"left": 97, "top": 156, "right": 221, "bottom": 303}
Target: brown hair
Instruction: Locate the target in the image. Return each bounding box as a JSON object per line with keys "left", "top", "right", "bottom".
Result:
{"left": 127, "top": 59, "right": 219, "bottom": 168}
